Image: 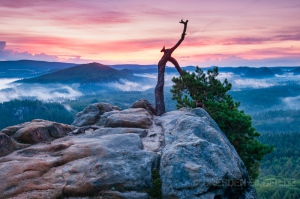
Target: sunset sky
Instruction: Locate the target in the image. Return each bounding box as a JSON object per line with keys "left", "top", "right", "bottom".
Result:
{"left": 0, "top": 0, "right": 299, "bottom": 67}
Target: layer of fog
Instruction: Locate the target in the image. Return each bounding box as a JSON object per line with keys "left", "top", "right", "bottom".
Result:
{"left": 281, "top": 95, "right": 300, "bottom": 110}
{"left": 133, "top": 72, "right": 300, "bottom": 112}
{"left": 0, "top": 77, "right": 159, "bottom": 103}
{"left": 63, "top": 104, "right": 75, "bottom": 112}
{"left": 107, "top": 79, "right": 154, "bottom": 91}
{"left": 0, "top": 83, "right": 82, "bottom": 103}
{"left": 0, "top": 78, "right": 20, "bottom": 90}
{"left": 217, "top": 72, "right": 300, "bottom": 90}
{"left": 1, "top": 73, "right": 300, "bottom": 111}
{"left": 232, "top": 79, "right": 275, "bottom": 89}
{"left": 133, "top": 73, "right": 157, "bottom": 79}
{"left": 133, "top": 73, "right": 178, "bottom": 87}
{"left": 134, "top": 72, "right": 285, "bottom": 91}
{"left": 135, "top": 72, "right": 300, "bottom": 90}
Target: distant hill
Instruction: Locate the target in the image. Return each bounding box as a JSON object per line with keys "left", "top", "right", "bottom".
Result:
{"left": 110, "top": 64, "right": 157, "bottom": 70}
{"left": 244, "top": 67, "right": 275, "bottom": 78}
{"left": 232, "top": 67, "right": 252, "bottom": 75}
{"left": 3, "top": 60, "right": 298, "bottom": 80}
{"left": 111, "top": 64, "right": 197, "bottom": 74}
{"left": 0, "top": 60, "right": 76, "bottom": 78}
{"left": 18, "top": 62, "right": 140, "bottom": 84}
{"left": 269, "top": 68, "right": 284, "bottom": 75}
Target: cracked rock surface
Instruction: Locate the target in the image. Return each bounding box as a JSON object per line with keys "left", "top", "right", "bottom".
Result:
{"left": 158, "top": 108, "right": 256, "bottom": 199}
{"left": 0, "top": 100, "right": 256, "bottom": 199}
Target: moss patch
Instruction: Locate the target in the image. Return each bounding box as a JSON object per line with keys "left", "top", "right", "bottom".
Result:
{"left": 148, "top": 169, "right": 162, "bottom": 199}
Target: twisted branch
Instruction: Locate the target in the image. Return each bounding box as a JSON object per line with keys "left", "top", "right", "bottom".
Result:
{"left": 155, "top": 19, "right": 188, "bottom": 115}
{"left": 170, "top": 19, "right": 188, "bottom": 53}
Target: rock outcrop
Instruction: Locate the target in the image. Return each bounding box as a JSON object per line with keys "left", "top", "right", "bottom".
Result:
{"left": 131, "top": 99, "right": 156, "bottom": 115}
{"left": 72, "top": 102, "right": 121, "bottom": 127}
{"left": 1, "top": 119, "right": 74, "bottom": 145}
{"left": 0, "top": 133, "right": 16, "bottom": 157}
{"left": 0, "top": 100, "right": 257, "bottom": 199}
{"left": 105, "top": 108, "right": 153, "bottom": 129}
{"left": 158, "top": 108, "right": 256, "bottom": 199}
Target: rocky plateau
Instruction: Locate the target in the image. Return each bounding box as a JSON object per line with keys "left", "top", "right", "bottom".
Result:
{"left": 0, "top": 99, "right": 257, "bottom": 199}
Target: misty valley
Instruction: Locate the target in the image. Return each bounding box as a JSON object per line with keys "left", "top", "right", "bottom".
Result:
{"left": 1, "top": 60, "right": 300, "bottom": 198}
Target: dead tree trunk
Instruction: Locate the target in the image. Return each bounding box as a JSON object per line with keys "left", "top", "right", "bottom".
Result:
{"left": 155, "top": 19, "right": 188, "bottom": 115}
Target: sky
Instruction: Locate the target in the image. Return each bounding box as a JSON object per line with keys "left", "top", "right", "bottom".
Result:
{"left": 0, "top": 0, "right": 300, "bottom": 67}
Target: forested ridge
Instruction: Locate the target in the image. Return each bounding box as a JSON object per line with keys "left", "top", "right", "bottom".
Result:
{"left": 0, "top": 99, "right": 74, "bottom": 129}
{"left": 252, "top": 110, "right": 300, "bottom": 133}
{"left": 255, "top": 132, "right": 300, "bottom": 199}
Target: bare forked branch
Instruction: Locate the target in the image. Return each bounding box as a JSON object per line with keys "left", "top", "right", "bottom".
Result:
{"left": 155, "top": 19, "right": 188, "bottom": 115}
{"left": 168, "top": 57, "right": 183, "bottom": 75}
{"left": 170, "top": 19, "right": 188, "bottom": 52}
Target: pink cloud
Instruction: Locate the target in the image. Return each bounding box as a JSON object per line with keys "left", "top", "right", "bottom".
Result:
{"left": 138, "top": 6, "right": 177, "bottom": 16}
{"left": 189, "top": 46, "right": 300, "bottom": 67}
{"left": 0, "top": 0, "right": 90, "bottom": 9}
{"left": 34, "top": 8, "right": 132, "bottom": 26}
{"left": 221, "top": 37, "right": 268, "bottom": 45}
{"left": 0, "top": 49, "right": 59, "bottom": 62}
{"left": 0, "top": 41, "right": 6, "bottom": 50}
{"left": 0, "top": 0, "right": 132, "bottom": 27}
{"left": 0, "top": 41, "right": 89, "bottom": 63}
{"left": 0, "top": 0, "right": 44, "bottom": 8}
{"left": 274, "top": 34, "right": 300, "bottom": 41}
{"left": 4, "top": 32, "right": 189, "bottom": 54}
{"left": 191, "top": 53, "right": 300, "bottom": 67}
{"left": 1, "top": 0, "right": 300, "bottom": 66}
{"left": 191, "top": 46, "right": 300, "bottom": 61}
{"left": 0, "top": 34, "right": 78, "bottom": 53}
{"left": 245, "top": 47, "right": 300, "bottom": 57}
{"left": 219, "top": 34, "right": 300, "bottom": 45}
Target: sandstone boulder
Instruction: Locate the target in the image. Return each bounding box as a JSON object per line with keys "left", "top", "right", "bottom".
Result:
{"left": 131, "top": 99, "right": 156, "bottom": 115}
{"left": 0, "top": 133, "right": 15, "bottom": 157}
{"left": 0, "top": 120, "right": 74, "bottom": 157}
{"left": 96, "top": 110, "right": 120, "bottom": 126}
{"left": 0, "top": 104, "right": 257, "bottom": 199}
{"left": 105, "top": 108, "right": 152, "bottom": 129}
{"left": 10, "top": 119, "right": 73, "bottom": 144}
{"left": 0, "top": 133, "right": 158, "bottom": 198}
{"left": 0, "top": 125, "right": 20, "bottom": 136}
{"left": 157, "top": 108, "right": 257, "bottom": 199}
{"left": 90, "top": 127, "right": 148, "bottom": 138}
{"left": 72, "top": 102, "right": 121, "bottom": 127}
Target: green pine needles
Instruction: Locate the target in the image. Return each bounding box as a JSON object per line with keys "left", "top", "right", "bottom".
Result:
{"left": 171, "top": 66, "right": 273, "bottom": 181}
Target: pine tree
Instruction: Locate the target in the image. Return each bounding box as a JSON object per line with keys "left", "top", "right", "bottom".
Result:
{"left": 171, "top": 66, "right": 273, "bottom": 181}
{"left": 272, "top": 190, "right": 282, "bottom": 199}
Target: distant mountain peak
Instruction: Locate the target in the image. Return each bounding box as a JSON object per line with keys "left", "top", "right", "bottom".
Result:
{"left": 244, "top": 67, "right": 275, "bottom": 78}
{"left": 18, "top": 62, "right": 138, "bottom": 84}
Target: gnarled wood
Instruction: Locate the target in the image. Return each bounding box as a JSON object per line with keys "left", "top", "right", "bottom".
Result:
{"left": 155, "top": 20, "right": 188, "bottom": 115}
{"left": 168, "top": 57, "right": 183, "bottom": 75}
